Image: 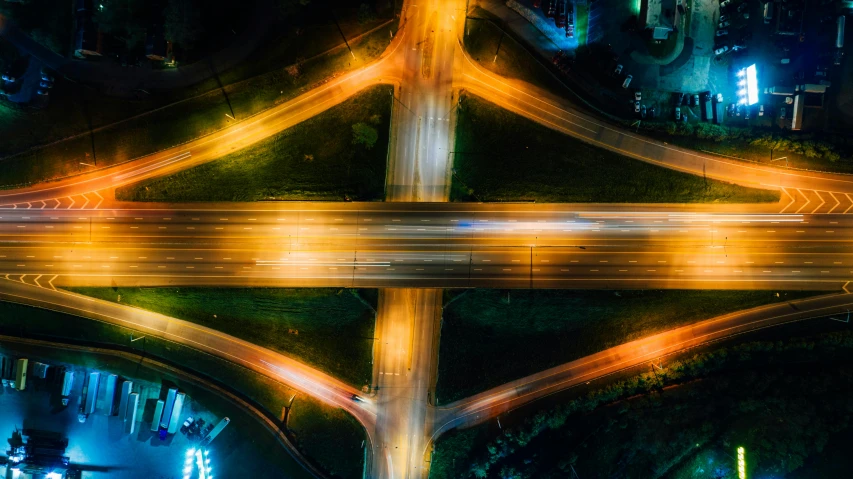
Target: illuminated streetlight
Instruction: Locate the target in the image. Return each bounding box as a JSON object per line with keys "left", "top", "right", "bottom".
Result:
{"left": 737, "top": 446, "right": 747, "bottom": 479}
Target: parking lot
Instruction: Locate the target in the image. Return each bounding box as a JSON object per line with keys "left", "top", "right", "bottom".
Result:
{"left": 0, "top": 344, "right": 311, "bottom": 479}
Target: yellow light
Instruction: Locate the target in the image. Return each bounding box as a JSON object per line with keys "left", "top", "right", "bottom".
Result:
{"left": 737, "top": 446, "right": 746, "bottom": 479}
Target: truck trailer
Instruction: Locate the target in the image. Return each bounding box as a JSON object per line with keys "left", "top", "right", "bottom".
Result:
{"left": 15, "top": 358, "right": 28, "bottom": 391}
{"left": 79, "top": 372, "right": 100, "bottom": 422}
{"left": 703, "top": 93, "right": 713, "bottom": 121}
{"left": 126, "top": 393, "right": 140, "bottom": 434}
{"left": 103, "top": 374, "right": 118, "bottom": 416}
{"left": 160, "top": 387, "right": 179, "bottom": 430}
{"left": 201, "top": 417, "right": 230, "bottom": 446}
{"left": 151, "top": 400, "right": 165, "bottom": 432}
{"left": 118, "top": 380, "right": 133, "bottom": 420}
{"left": 60, "top": 370, "right": 74, "bottom": 406}
{"left": 167, "top": 393, "right": 186, "bottom": 434}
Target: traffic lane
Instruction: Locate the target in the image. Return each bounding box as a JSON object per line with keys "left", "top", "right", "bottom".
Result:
{"left": 434, "top": 292, "right": 853, "bottom": 432}
{"left": 0, "top": 64, "right": 398, "bottom": 205}
{"left": 454, "top": 63, "right": 853, "bottom": 194}
{"left": 0, "top": 279, "right": 376, "bottom": 428}
{"left": 6, "top": 245, "right": 853, "bottom": 277}
{"left": 4, "top": 212, "right": 852, "bottom": 246}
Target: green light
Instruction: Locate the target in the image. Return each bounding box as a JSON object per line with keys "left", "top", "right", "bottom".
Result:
{"left": 737, "top": 447, "right": 746, "bottom": 479}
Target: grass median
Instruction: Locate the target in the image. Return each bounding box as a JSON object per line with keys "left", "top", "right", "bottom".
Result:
{"left": 435, "top": 289, "right": 828, "bottom": 404}
{"left": 65, "top": 287, "right": 378, "bottom": 389}
{"left": 432, "top": 327, "right": 853, "bottom": 478}
{"left": 451, "top": 94, "right": 781, "bottom": 203}
{"left": 116, "top": 84, "right": 392, "bottom": 202}
{"left": 0, "top": 24, "right": 395, "bottom": 189}
{"left": 464, "top": 11, "right": 567, "bottom": 96}
{"left": 0, "top": 300, "right": 366, "bottom": 479}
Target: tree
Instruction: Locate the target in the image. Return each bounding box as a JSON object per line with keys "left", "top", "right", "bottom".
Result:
{"left": 358, "top": 3, "right": 376, "bottom": 24}
{"left": 165, "top": 0, "right": 203, "bottom": 50}
{"left": 95, "top": 0, "right": 147, "bottom": 50}
{"left": 352, "top": 123, "right": 379, "bottom": 149}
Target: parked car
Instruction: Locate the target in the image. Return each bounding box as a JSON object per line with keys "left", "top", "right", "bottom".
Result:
{"left": 737, "top": 3, "right": 748, "bottom": 12}
{"left": 1, "top": 74, "right": 14, "bottom": 83}
{"left": 693, "top": 93, "right": 700, "bottom": 106}
{"left": 780, "top": 107, "right": 786, "bottom": 119}
{"left": 715, "top": 93, "right": 723, "bottom": 103}
{"left": 613, "top": 64, "right": 623, "bottom": 75}
{"left": 634, "top": 91, "right": 642, "bottom": 101}
{"left": 720, "top": 0, "right": 732, "bottom": 7}
{"left": 727, "top": 103, "right": 736, "bottom": 116}
{"left": 716, "top": 29, "right": 729, "bottom": 36}
{"left": 715, "top": 45, "right": 730, "bottom": 56}
{"left": 675, "top": 106, "right": 681, "bottom": 121}
{"left": 640, "top": 105, "right": 647, "bottom": 118}
{"left": 634, "top": 100, "right": 641, "bottom": 113}
{"left": 36, "top": 89, "right": 49, "bottom": 96}
{"left": 622, "top": 75, "right": 633, "bottom": 88}
{"left": 718, "top": 21, "right": 730, "bottom": 28}
{"left": 649, "top": 106, "right": 656, "bottom": 118}
{"left": 39, "top": 81, "right": 53, "bottom": 89}
{"left": 758, "top": 105, "right": 764, "bottom": 116}
{"left": 719, "top": 15, "right": 729, "bottom": 23}
{"left": 180, "top": 416, "right": 194, "bottom": 434}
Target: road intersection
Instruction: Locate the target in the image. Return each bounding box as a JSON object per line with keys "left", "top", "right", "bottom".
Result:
{"left": 2, "top": 0, "right": 853, "bottom": 477}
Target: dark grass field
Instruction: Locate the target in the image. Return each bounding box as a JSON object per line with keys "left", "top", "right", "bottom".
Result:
{"left": 435, "top": 289, "right": 828, "bottom": 404}
{"left": 66, "top": 287, "right": 378, "bottom": 389}
{"left": 116, "top": 85, "right": 392, "bottom": 202}
{"left": 451, "top": 94, "right": 781, "bottom": 204}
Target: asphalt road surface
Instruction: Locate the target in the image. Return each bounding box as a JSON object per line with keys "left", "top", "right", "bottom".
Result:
{"left": 0, "top": 208, "right": 850, "bottom": 291}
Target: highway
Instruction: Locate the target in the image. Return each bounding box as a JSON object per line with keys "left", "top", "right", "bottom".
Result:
{"left": 3, "top": 0, "right": 853, "bottom": 476}
{"left": 0, "top": 208, "right": 851, "bottom": 291}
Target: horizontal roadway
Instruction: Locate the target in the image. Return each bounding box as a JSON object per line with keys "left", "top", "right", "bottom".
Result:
{"left": 0, "top": 206, "right": 850, "bottom": 290}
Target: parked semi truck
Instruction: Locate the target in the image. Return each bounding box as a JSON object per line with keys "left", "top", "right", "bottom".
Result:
{"left": 15, "top": 358, "right": 28, "bottom": 391}
{"left": 151, "top": 400, "right": 165, "bottom": 432}
{"left": 78, "top": 372, "right": 100, "bottom": 423}
{"left": 159, "top": 387, "right": 179, "bottom": 430}
{"left": 167, "top": 393, "right": 186, "bottom": 434}
{"left": 713, "top": 99, "right": 725, "bottom": 124}
{"left": 703, "top": 93, "right": 713, "bottom": 121}
{"left": 60, "top": 370, "right": 74, "bottom": 406}
{"left": 201, "top": 417, "right": 230, "bottom": 446}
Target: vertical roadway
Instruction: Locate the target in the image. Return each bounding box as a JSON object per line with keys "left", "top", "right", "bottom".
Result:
{"left": 374, "top": 0, "right": 463, "bottom": 477}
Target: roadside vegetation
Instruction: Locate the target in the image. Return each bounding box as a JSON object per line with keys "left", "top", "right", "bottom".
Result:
{"left": 65, "top": 287, "right": 378, "bottom": 388}
{"left": 0, "top": 2, "right": 396, "bottom": 188}
{"left": 0, "top": 300, "right": 366, "bottom": 479}
{"left": 436, "top": 289, "right": 826, "bottom": 404}
{"left": 463, "top": 11, "right": 567, "bottom": 96}
{"left": 116, "top": 85, "right": 391, "bottom": 201}
{"left": 432, "top": 327, "right": 853, "bottom": 478}
{"left": 451, "top": 94, "right": 781, "bottom": 203}
{"left": 635, "top": 120, "right": 853, "bottom": 174}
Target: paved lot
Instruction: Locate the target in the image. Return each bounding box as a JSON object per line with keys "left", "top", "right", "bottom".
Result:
{"left": 0, "top": 348, "right": 311, "bottom": 479}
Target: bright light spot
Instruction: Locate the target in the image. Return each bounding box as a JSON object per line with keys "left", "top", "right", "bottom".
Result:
{"left": 46, "top": 473, "right": 61, "bottom": 479}
{"left": 745, "top": 64, "right": 759, "bottom": 105}
{"left": 737, "top": 446, "right": 747, "bottom": 479}
{"left": 186, "top": 448, "right": 196, "bottom": 456}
